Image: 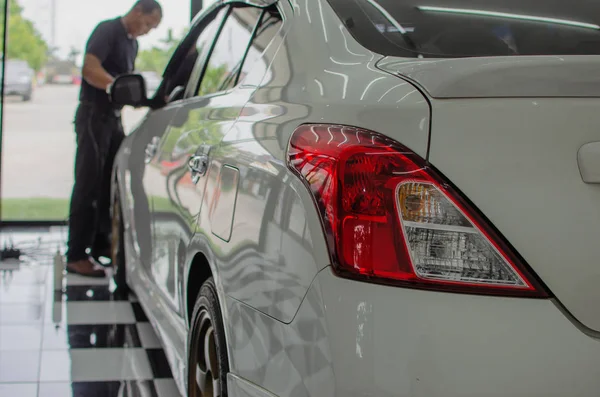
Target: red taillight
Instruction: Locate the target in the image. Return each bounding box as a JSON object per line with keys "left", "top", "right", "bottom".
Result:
{"left": 287, "top": 124, "right": 548, "bottom": 297}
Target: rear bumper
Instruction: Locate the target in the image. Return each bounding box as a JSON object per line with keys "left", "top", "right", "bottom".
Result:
{"left": 227, "top": 267, "right": 600, "bottom": 397}
{"left": 315, "top": 267, "right": 600, "bottom": 397}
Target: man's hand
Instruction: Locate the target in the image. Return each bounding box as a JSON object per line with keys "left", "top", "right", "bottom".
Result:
{"left": 82, "top": 54, "right": 114, "bottom": 91}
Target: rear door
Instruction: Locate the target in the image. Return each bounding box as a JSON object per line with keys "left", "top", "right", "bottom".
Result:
{"left": 143, "top": 5, "right": 228, "bottom": 312}
{"left": 150, "top": 3, "right": 273, "bottom": 314}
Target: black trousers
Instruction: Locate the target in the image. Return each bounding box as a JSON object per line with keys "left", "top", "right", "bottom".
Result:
{"left": 66, "top": 103, "right": 125, "bottom": 263}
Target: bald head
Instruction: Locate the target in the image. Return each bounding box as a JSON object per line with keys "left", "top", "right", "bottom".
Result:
{"left": 133, "top": 0, "right": 162, "bottom": 16}
{"left": 125, "top": 0, "right": 163, "bottom": 38}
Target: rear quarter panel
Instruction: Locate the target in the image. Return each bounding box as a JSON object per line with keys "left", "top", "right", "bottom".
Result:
{"left": 183, "top": 9, "right": 435, "bottom": 395}
{"left": 190, "top": 0, "right": 431, "bottom": 326}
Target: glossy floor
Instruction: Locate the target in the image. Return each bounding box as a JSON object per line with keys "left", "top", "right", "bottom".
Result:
{"left": 0, "top": 227, "right": 181, "bottom": 397}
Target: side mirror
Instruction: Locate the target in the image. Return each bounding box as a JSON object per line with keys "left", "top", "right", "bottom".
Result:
{"left": 110, "top": 74, "right": 148, "bottom": 108}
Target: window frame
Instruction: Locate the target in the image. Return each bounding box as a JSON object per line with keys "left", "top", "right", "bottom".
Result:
{"left": 223, "top": 7, "right": 272, "bottom": 91}
{"left": 182, "top": 4, "right": 232, "bottom": 99}
{"left": 150, "top": 4, "right": 228, "bottom": 107}
{"left": 151, "top": 0, "right": 282, "bottom": 108}
{"left": 235, "top": 8, "right": 285, "bottom": 89}
{"left": 188, "top": 5, "right": 266, "bottom": 100}
{"left": 187, "top": 2, "right": 284, "bottom": 101}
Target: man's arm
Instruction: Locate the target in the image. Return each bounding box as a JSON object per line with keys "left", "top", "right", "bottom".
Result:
{"left": 82, "top": 21, "right": 115, "bottom": 91}
{"left": 82, "top": 54, "right": 114, "bottom": 91}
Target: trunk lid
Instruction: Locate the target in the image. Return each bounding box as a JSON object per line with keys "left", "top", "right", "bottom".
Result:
{"left": 377, "top": 55, "right": 600, "bottom": 98}
{"left": 380, "top": 55, "right": 600, "bottom": 332}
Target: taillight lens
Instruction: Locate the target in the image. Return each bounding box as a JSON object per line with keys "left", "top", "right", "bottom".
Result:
{"left": 287, "top": 124, "right": 547, "bottom": 297}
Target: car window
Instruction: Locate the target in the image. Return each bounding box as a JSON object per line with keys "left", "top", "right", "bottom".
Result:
{"left": 238, "top": 7, "right": 283, "bottom": 87}
{"left": 196, "top": 6, "right": 263, "bottom": 97}
{"left": 327, "top": 0, "right": 600, "bottom": 58}
{"left": 164, "top": 7, "right": 227, "bottom": 99}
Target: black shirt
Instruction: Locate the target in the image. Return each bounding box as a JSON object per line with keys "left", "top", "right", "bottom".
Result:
{"left": 79, "top": 17, "right": 138, "bottom": 109}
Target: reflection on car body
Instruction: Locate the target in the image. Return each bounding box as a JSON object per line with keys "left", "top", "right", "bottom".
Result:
{"left": 110, "top": 1, "right": 600, "bottom": 397}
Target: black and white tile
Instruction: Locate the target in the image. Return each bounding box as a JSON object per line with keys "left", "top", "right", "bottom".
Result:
{"left": 0, "top": 227, "right": 181, "bottom": 397}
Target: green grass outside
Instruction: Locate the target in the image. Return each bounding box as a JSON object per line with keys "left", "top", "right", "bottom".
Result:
{"left": 0, "top": 196, "right": 233, "bottom": 257}
{"left": 1, "top": 198, "right": 69, "bottom": 221}
{"left": 1, "top": 195, "right": 188, "bottom": 222}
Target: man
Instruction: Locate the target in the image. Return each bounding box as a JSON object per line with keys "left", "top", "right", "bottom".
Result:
{"left": 66, "top": 0, "right": 162, "bottom": 277}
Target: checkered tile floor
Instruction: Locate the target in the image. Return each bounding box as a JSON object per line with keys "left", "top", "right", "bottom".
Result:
{"left": 0, "top": 227, "right": 181, "bottom": 397}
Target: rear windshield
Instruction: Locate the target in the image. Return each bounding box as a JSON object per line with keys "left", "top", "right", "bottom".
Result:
{"left": 327, "top": 0, "right": 600, "bottom": 58}
{"left": 5, "top": 61, "right": 30, "bottom": 75}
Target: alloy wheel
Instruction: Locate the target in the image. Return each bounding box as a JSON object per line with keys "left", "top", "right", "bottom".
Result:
{"left": 190, "top": 309, "right": 221, "bottom": 397}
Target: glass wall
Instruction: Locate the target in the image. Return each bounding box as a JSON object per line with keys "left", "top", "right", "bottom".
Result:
{"left": 1, "top": 0, "right": 191, "bottom": 222}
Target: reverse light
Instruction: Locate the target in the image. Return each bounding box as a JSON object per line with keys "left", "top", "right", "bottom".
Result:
{"left": 287, "top": 124, "right": 547, "bottom": 297}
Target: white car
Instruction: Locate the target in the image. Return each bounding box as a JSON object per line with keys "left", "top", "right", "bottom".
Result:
{"left": 109, "top": 0, "right": 600, "bottom": 396}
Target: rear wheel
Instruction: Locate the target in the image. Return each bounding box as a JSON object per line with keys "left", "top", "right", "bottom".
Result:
{"left": 188, "top": 278, "right": 229, "bottom": 397}
{"left": 111, "top": 189, "right": 128, "bottom": 293}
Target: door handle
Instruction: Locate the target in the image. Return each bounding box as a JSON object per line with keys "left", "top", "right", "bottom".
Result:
{"left": 188, "top": 155, "right": 209, "bottom": 184}
{"left": 188, "top": 144, "right": 212, "bottom": 184}
{"left": 144, "top": 136, "right": 161, "bottom": 164}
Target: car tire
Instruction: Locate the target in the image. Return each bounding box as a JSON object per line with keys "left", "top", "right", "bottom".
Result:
{"left": 22, "top": 93, "right": 31, "bottom": 102}
{"left": 111, "top": 188, "right": 129, "bottom": 294}
{"left": 187, "top": 278, "right": 229, "bottom": 397}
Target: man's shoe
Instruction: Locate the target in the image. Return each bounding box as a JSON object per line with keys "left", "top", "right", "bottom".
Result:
{"left": 66, "top": 258, "right": 106, "bottom": 278}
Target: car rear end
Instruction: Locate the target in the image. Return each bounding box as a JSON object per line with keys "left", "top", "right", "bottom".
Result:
{"left": 52, "top": 74, "right": 74, "bottom": 84}
{"left": 4, "top": 60, "right": 33, "bottom": 100}
{"left": 296, "top": 1, "right": 600, "bottom": 395}
{"left": 46, "top": 60, "right": 77, "bottom": 84}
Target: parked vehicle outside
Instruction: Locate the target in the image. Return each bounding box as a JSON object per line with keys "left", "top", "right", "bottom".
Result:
{"left": 109, "top": 1, "right": 600, "bottom": 396}
{"left": 45, "top": 59, "right": 78, "bottom": 84}
{"left": 3, "top": 59, "right": 34, "bottom": 101}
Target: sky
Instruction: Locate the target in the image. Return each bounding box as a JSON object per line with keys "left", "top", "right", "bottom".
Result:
{"left": 18, "top": 0, "right": 217, "bottom": 61}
